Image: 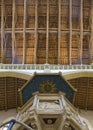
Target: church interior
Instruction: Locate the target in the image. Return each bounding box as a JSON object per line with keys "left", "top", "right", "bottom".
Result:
{"left": 0, "top": 0, "right": 93, "bottom": 129}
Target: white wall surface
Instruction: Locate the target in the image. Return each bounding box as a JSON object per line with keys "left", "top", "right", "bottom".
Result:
{"left": 0, "top": 109, "right": 16, "bottom": 123}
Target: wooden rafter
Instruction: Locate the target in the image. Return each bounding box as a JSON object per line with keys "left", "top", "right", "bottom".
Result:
{"left": 34, "top": 0, "right": 38, "bottom": 64}
{"left": 23, "top": 0, "right": 27, "bottom": 64}
{"left": 15, "top": 78, "right": 18, "bottom": 108}
{"left": 46, "top": 0, "right": 49, "bottom": 64}
{"left": 90, "top": 1, "right": 93, "bottom": 63}
{"left": 85, "top": 77, "right": 89, "bottom": 110}
{"left": 69, "top": 0, "right": 72, "bottom": 65}
{"left": 1, "top": 0, "right": 5, "bottom": 63}
{"left": 58, "top": 0, "right": 61, "bottom": 64}
{"left": 5, "top": 77, "right": 7, "bottom": 111}
{"left": 80, "top": 0, "right": 83, "bottom": 64}
{"left": 12, "top": 0, "right": 16, "bottom": 64}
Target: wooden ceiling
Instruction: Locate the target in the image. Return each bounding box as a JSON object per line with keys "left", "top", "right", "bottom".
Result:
{"left": 0, "top": 0, "right": 93, "bottom": 111}
{"left": 68, "top": 77, "right": 93, "bottom": 110}
{"left": 0, "top": 0, "right": 92, "bottom": 64}
{"left": 0, "top": 77, "right": 27, "bottom": 110}
{"left": 0, "top": 76, "right": 93, "bottom": 111}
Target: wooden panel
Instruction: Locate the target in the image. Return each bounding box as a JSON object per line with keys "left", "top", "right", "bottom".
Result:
{"left": 60, "top": 49, "right": 69, "bottom": 64}
{"left": 15, "top": 1, "right": 24, "bottom": 28}
{"left": 15, "top": 16, "right": 24, "bottom": 28}
{"left": 61, "top": 6, "right": 69, "bottom": 16}
{"left": 60, "top": 48, "right": 68, "bottom": 57}
{"left": 49, "top": 16, "right": 58, "bottom": 28}
{"left": 82, "top": 35, "right": 90, "bottom": 64}
{"left": 60, "top": 34, "right": 69, "bottom": 64}
{"left": 68, "top": 77, "right": 93, "bottom": 110}
{"left": 49, "top": 6, "right": 58, "bottom": 15}
{"left": 61, "top": 0, "right": 69, "bottom": 29}
{"left": 87, "top": 78, "right": 93, "bottom": 109}
{"left": 38, "top": 0, "right": 47, "bottom": 5}
{"left": 17, "top": 78, "right": 27, "bottom": 107}
{"left": 49, "top": 2, "right": 58, "bottom": 29}
{"left": 83, "top": 0, "right": 91, "bottom": 30}
{"left": 38, "top": 33, "right": 46, "bottom": 48}
{"left": 26, "top": 48, "right": 34, "bottom": 56}
{"left": 15, "top": 34, "right": 23, "bottom": 64}
{"left": 38, "top": 5, "right": 47, "bottom": 15}
{"left": 49, "top": 0, "right": 58, "bottom": 5}
{"left": 3, "top": 34, "right": 12, "bottom": 64}
{"left": 49, "top": 33, "right": 58, "bottom": 44}
{"left": 48, "top": 33, "right": 58, "bottom": 63}
{"left": 0, "top": 77, "right": 27, "bottom": 110}
{"left": 25, "top": 56, "right": 34, "bottom": 64}
{"left": 37, "top": 50, "right": 46, "bottom": 59}
{"left": 71, "top": 35, "right": 80, "bottom": 64}
{"left": 61, "top": 17, "right": 69, "bottom": 29}
{"left": 0, "top": 77, "right": 26, "bottom": 110}
{"left": 16, "top": 6, "right": 24, "bottom": 16}
{"left": 15, "top": 0, "right": 24, "bottom": 4}
{"left": 6, "top": 77, "right": 16, "bottom": 108}
{"left": 26, "top": 16, "right": 35, "bottom": 28}
{"left": 72, "top": 35, "right": 79, "bottom": 48}
{"left": 0, "top": 78, "right": 5, "bottom": 110}
{"left": 37, "top": 33, "right": 46, "bottom": 64}
{"left": 26, "top": 34, "right": 35, "bottom": 47}
{"left": 27, "top": 0, "right": 35, "bottom": 5}
{"left": 38, "top": 16, "right": 46, "bottom": 28}
{"left": 83, "top": 0, "right": 91, "bottom": 7}
{"left": 71, "top": 49, "right": 78, "bottom": 58}
{"left": 60, "top": 58, "right": 69, "bottom": 64}
{"left": 48, "top": 49, "right": 58, "bottom": 58}
{"left": 37, "top": 58, "right": 46, "bottom": 64}
{"left": 69, "top": 78, "right": 87, "bottom": 109}
{"left": 60, "top": 34, "right": 69, "bottom": 47}
{"left": 61, "top": 0, "right": 69, "bottom": 5}
{"left": 16, "top": 48, "right": 23, "bottom": 56}
{"left": 72, "top": 6, "right": 80, "bottom": 29}
{"left": 5, "top": 0, "right": 12, "bottom": 4}
{"left": 15, "top": 34, "right": 23, "bottom": 46}
{"left": 27, "top": 6, "right": 35, "bottom": 16}
{"left": 72, "top": 0, "right": 80, "bottom": 5}
{"left": 5, "top": 4, "right": 12, "bottom": 28}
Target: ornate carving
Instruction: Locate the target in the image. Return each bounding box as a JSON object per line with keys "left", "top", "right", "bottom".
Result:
{"left": 39, "top": 80, "right": 57, "bottom": 93}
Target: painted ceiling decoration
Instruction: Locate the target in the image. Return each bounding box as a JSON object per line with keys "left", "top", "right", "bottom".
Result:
{"left": 39, "top": 80, "right": 57, "bottom": 93}
{"left": 19, "top": 72, "right": 76, "bottom": 105}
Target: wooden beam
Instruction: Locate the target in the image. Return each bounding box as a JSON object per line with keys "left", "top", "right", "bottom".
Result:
{"left": 1, "top": 0, "right": 5, "bottom": 63}
{"left": 12, "top": 0, "right": 16, "bottom": 64}
{"left": 58, "top": 0, "right": 61, "bottom": 64}
{"left": 69, "top": 0, "right": 72, "bottom": 65}
{"left": 90, "top": 1, "right": 93, "bottom": 63}
{"left": 5, "top": 77, "right": 7, "bottom": 111}
{"left": 85, "top": 78, "right": 89, "bottom": 110}
{"left": 80, "top": 0, "right": 83, "bottom": 64}
{"left": 46, "top": 0, "right": 49, "bottom": 63}
{"left": 76, "top": 78, "right": 81, "bottom": 108}
{"left": 0, "top": 30, "right": 90, "bottom": 35}
{"left": 23, "top": 0, "right": 27, "bottom": 64}
{"left": 0, "top": 29, "right": 90, "bottom": 34}
{"left": 34, "top": 0, "right": 38, "bottom": 64}
{"left": 15, "top": 78, "right": 18, "bottom": 108}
